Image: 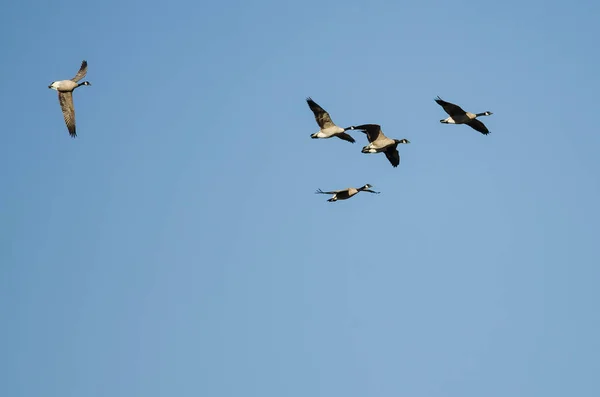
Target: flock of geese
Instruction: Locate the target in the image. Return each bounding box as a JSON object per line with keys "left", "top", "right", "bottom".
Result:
{"left": 48, "top": 60, "right": 495, "bottom": 203}
{"left": 307, "top": 97, "right": 409, "bottom": 202}
{"left": 306, "top": 96, "right": 494, "bottom": 203}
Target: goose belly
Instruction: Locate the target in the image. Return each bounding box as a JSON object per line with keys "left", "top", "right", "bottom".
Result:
{"left": 443, "top": 116, "right": 456, "bottom": 124}
{"left": 445, "top": 115, "right": 469, "bottom": 124}
{"left": 322, "top": 126, "right": 344, "bottom": 134}
{"left": 312, "top": 131, "right": 331, "bottom": 138}
{"left": 51, "top": 80, "right": 78, "bottom": 91}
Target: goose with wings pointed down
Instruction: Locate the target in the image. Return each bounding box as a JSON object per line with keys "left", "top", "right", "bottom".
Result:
{"left": 434, "top": 96, "right": 493, "bottom": 135}
{"left": 352, "top": 124, "right": 410, "bottom": 168}
{"left": 48, "top": 60, "right": 92, "bottom": 137}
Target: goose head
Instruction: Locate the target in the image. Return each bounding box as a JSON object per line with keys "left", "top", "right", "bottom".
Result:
{"left": 359, "top": 184, "right": 380, "bottom": 194}
{"left": 394, "top": 139, "right": 410, "bottom": 144}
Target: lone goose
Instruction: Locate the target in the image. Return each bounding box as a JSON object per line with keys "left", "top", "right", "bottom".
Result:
{"left": 48, "top": 60, "right": 91, "bottom": 137}
{"left": 306, "top": 97, "right": 355, "bottom": 143}
{"left": 434, "top": 96, "right": 492, "bottom": 135}
{"left": 352, "top": 124, "right": 410, "bottom": 167}
{"left": 315, "top": 184, "right": 380, "bottom": 202}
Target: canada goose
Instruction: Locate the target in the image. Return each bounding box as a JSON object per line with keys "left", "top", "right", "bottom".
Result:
{"left": 306, "top": 97, "right": 355, "bottom": 143}
{"left": 315, "top": 184, "right": 380, "bottom": 202}
{"left": 48, "top": 60, "right": 91, "bottom": 137}
{"left": 352, "top": 124, "right": 410, "bottom": 167}
{"left": 435, "top": 96, "right": 492, "bottom": 135}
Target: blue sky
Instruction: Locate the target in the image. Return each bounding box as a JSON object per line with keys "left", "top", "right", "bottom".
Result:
{"left": 2, "top": 0, "right": 600, "bottom": 396}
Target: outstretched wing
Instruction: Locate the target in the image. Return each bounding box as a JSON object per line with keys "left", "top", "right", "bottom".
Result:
{"left": 306, "top": 97, "right": 335, "bottom": 129}
{"left": 315, "top": 188, "right": 341, "bottom": 195}
{"left": 335, "top": 132, "right": 355, "bottom": 143}
{"left": 435, "top": 96, "right": 466, "bottom": 117}
{"left": 466, "top": 119, "right": 490, "bottom": 135}
{"left": 384, "top": 147, "right": 400, "bottom": 167}
{"left": 58, "top": 92, "right": 76, "bottom": 137}
{"left": 71, "top": 60, "right": 88, "bottom": 83}
{"left": 351, "top": 124, "right": 382, "bottom": 143}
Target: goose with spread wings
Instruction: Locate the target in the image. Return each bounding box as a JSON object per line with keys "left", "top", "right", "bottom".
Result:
{"left": 434, "top": 96, "right": 493, "bottom": 135}
{"left": 48, "top": 60, "right": 92, "bottom": 137}
{"left": 352, "top": 124, "right": 410, "bottom": 168}
{"left": 315, "top": 184, "right": 380, "bottom": 202}
{"left": 306, "top": 97, "right": 355, "bottom": 143}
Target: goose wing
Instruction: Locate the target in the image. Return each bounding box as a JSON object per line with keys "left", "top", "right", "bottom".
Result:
{"left": 384, "top": 146, "right": 400, "bottom": 167}
{"left": 466, "top": 119, "right": 490, "bottom": 135}
{"left": 71, "top": 60, "right": 88, "bottom": 83}
{"left": 363, "top": 189, "right": 380, "bottom": 194}
{"left": 435, "top": 96, "right": 466, "bottom": 116}
{"left": 315, "top": 188, "right": 343, "bottom": 195}
{"left": 335, "top": 132, "right": 355, "bottom": 143}
{"left": 58, "top": 92, "right": 77, "bottom": 137}
{"left": 306, "top": 97, "right": 337, "bottom": 129}
{"left": 353, "top": 124, "right": 383, "bottom": 143}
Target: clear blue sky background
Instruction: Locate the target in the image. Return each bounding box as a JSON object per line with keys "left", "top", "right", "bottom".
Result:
{"left": 2, "top": 0, "right": 599, "bottom": 396}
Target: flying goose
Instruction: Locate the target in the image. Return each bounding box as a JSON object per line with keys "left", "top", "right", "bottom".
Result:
{"left": 352, "top": 124, "right": 410, "bottom": 167}
{"left": 48, "top": 60, "right": 91, "bottom": 137}
{"left": 315, "top": 184, "right": 380, "bottom": 202}
{"left": 306, "top": 97, "right": 355, "bottom": 143}
{"left": 434, "top": 96, "right": 493, "bottom": 135}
